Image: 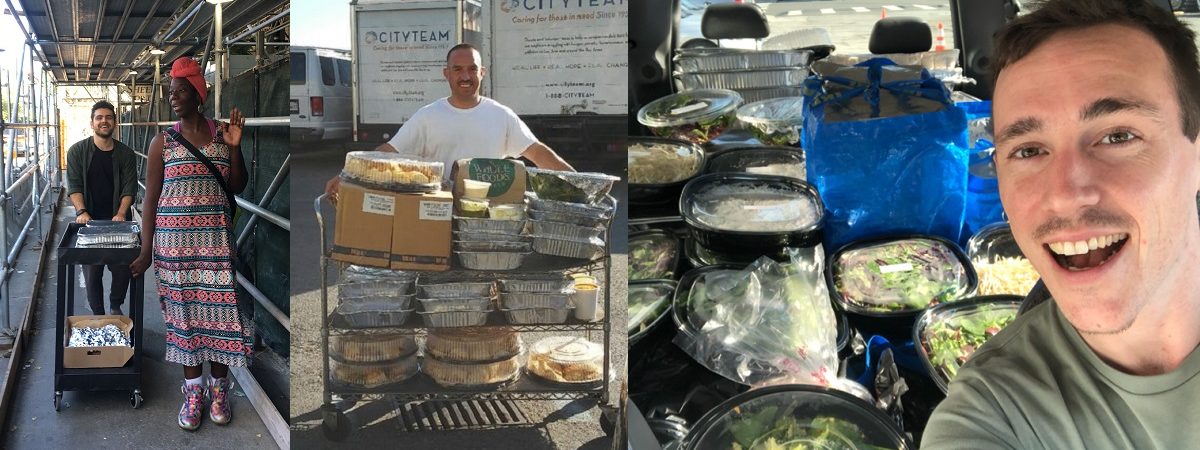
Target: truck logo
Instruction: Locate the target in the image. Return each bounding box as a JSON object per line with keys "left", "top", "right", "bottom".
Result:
{"left": 365, "top": 31, "right": 378, "bottom": 44}
{"left": 363, "top": 30, "right": 452, "bottom": 44}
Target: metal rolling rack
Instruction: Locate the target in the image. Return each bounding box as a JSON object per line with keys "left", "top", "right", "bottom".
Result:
{"left": 314, "top": 193, "right": 615, "bottom": 440}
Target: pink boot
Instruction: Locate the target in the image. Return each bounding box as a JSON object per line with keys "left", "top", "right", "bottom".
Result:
{"left": 178, "top": 382, "right": 206, "bottom": 431}
{"left": 208, "top": 377, "right": 233, "bottom": 425}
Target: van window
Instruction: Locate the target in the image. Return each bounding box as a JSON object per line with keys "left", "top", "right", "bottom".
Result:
{"left": 337, "top": 59, "right": 351, "bottom": 87}
{"left": 320, "top": 56, "right": 336, "bottom": 86}
{"left": 290, "top": 52, "right": 305, "bottom": 85}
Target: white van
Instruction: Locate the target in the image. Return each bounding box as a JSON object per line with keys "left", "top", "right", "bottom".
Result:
{"left": 290, "top": 46, "right": 352, "bottom": 142}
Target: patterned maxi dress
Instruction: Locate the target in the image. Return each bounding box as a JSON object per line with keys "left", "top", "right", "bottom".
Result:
{"left": 154, "top": 121, "right": 253, "bottom": 367}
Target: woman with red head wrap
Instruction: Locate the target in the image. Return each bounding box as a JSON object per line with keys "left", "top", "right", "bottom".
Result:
{"left": 130, "top": 57, "right": 250, "bottom": 431}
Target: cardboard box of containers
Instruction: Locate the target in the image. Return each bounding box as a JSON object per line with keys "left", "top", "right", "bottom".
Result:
{"left": 332, "top": 182, "right": 453, "bottom": 271}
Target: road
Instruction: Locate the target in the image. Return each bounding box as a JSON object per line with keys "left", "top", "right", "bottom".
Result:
{"left": 288, "top": 142, "right": 627, "bottom": 450}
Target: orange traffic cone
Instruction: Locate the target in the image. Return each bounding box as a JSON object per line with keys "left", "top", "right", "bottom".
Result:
{"left": 935, "top": 22, "right": 946, "bottom": 51}
{"left": 881, "top": 8, "right": 887, "bottom": 18}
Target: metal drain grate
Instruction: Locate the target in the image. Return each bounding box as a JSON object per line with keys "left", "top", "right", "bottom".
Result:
{"left": 393, "top": 398, "right": 532, "bottom": 431}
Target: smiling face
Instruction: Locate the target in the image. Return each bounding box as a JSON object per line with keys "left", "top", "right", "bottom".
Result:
{"left": 90, "top": 107, "right": 115, "bottom": 138}
{"left": 993, "top": 24, "right": 1200, "bottom": 335}
{"left": 168, "top": 77, "right": 201, "bottom": 118}
{"left": 443, "top": 47, "right": 485, "bottom": 102}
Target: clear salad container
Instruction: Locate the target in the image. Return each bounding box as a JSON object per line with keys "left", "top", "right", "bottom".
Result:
{"left": 680, "top": 173, "right": 824, "bottom": 255}
{"left": 637, "top": 89, "right": 743, "bottom": 144}
{"left": 500, "top": 290, "right": 574, "bottom": 309}
{"left": 829, "top": 236, "right": 977, "bottom": 316}
{"left": 453, "top": 217, "right": 527, "bottom": 235}
{"left": 526, "top": 168, "right": 620, "bottom": 206}
{"left": 629, "top": 230, "right": 680, "bottom": 281}
{"left": 416, "top": 280, "right": 494, "bottom": 298}
{"left": 914, "top": 295, "right": 1022, "bottom": 393}
{"left": 705, "top": 146, "right": 806, "bottom": 180}
{"left": 425, "top": 327, "right": 522, "bottom": 363}
{"left": 736, "top": 96, "right": 805, "bottom": 146}
{"left": 417, "top": 296, "right": 494, "bottom": 313}
{"left": 682, "top": 385, "right": 912, "bottom": 450}
{"left": 423, "top": 353, "right": 522, "bottom": 388}
{"left": 627, "top": 137, "right": 706, "bottom": 205}
{"left": 674, "top": 48, "right": 813, "bottom": 74}
{"left": 677, "top": 67, "right": 810, "bottom": 91}
{"left": 330, "top": 354, "right": 420, "bottom": 388}
{"left": 334, "top": 299, "right": 413, "bottom": 328}
{"left": 628, "top": 280, "right": 676, "bottom": 346}
{"left": 968, "top": 223, "right": 1040, "bottom": 296}
{"left": 526, "top": 336, "right": 604, "bottom": 385}
{"left": 340, "top": 151, "right": 443, "bottom": 193}
{"left": 330, "top": 333, "right": 418, "bottom": 363}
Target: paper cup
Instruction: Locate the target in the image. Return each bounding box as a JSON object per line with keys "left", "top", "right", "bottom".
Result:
{"left": 462, "top": 179, "right": 492, "bottom": 199}
{"left": 572, "top": 283, "right": 600, "bottom": 321}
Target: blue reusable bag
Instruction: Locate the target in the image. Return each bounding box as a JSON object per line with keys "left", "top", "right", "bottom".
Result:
{"left": 801, "top": 58, "right": 970, "bottom": 251}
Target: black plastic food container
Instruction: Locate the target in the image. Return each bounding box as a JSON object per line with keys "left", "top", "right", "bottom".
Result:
{"left": 628, "top": 136, "right": 707, "bottom": 205}
{"left": 913, "top": 295, "right": 1021, "bottom": 394}
{"left": 630, "top": 229, "right": 683, "bottom": 281}
{"left": 679, "top": 173, "right": 825, "bottom": 256}
{"left": 705, "top": 146, "right": 806, "bottom": 180}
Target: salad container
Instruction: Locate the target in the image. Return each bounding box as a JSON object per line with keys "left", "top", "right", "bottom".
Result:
{"left": 705, "top": 146, "right": 806, "bottom": 180}
{"left": 736, "top": 97, "right": 805, "bottom": 146}
{"left": 680, "top": 174, "right": 824, "bottom": 255}
{"left": 630, "top": 230, "right": 681, "bottom": 281}
{"left": 423, "top": 353, "right": 523, "bottom": 389}
{"left": 914, "top": 295, "right": 1022, "bottom": 393}
{"left": 677, "top": 67, "right": 810, "bottom": 91}
{"left": 329, "top": 354, "right": 420, "bottom": 388}
{"left": 628, "top": 280, "right": 677, "bottom": 349}
{"left": 334, "top": 299, "right": 413, "bottom": 328}
{"left": 526, "top": 168, "right": 620, "bottom": 206}
{"left": 627, "top": 137, "right": 706, "bottom": 205}
{"left": 674, "top": 48, "right": 813, "bottom": 74}
{"left": 526, "top": 336, "right": 605, "bottom": 385}
{"left": 638, "top": 89, "right": 743, "bottom": 144}
{"left": 330, "top": 333, "right": 418, "bottom": 363}
{"left": 683, "top": 237, "right": 786, "bottom": 270}
{"left": 967, "top": 222, "right": 1040, "bottom": 296}
{"left": 681, "top": 384, "right": 912, "bottom": 450}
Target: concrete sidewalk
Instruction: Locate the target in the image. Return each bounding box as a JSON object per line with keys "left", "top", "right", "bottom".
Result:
{"left": 2, "top": 197, "right": 277, "bottom": 449}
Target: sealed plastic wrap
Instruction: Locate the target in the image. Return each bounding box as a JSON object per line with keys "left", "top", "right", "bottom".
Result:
{"left": 802, "top": 58, "right": 970, "bottom": 250}
{"left": 331, "top": 333, "right": 418, "bottom": 363}
{"left": 968, "top": 223, "right": 1039, "bottom": 296}
{"left": 736, "top": 96, "right": 806, "bottom": 146}
{"left": 674, "top": 48, "right": 813, "bottom": 74}
{"left": 339, "top": 151, "right": 443, "bottom": 192}
{"left": 423, "top": 353, "right": 522, "bottom": 388}
{"left": 915, "top": 296, "right": 1021, "bottom": 393}
{"left": 330, "top": 354, "right": 420, "bottom": 388}
{"left": 526, "top": 168, "right": 620, "bottom": 206}
{"left": 637, "top": 89, "right": 743, "bottom": 144}
{"left": 705, "top": 146, "right": 806, "bottom": 180}
{"left": 425, "top": 327, "right": 522, "bottom": 363}
{"left": 672, "top": 247, "right": 840, "bottom": 387}
{"left": 829, "top": 236, "right": 975, "bottom": 314}
{"left": 629, "top": 230, "right": 680, "bottom": 281}
{"left": 526, "top": 193, "right": 617, "bottom": 219}
{"left": 76, "top": 225, "right": 140, "bottom": 247}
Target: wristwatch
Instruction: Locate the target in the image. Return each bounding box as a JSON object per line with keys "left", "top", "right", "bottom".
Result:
{"left": 76, "top": 209, "right": 88, "bottom": 217}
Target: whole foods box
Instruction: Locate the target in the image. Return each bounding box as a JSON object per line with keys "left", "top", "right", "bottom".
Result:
{"left": 333, "top": 182, "right": 453, "bottom": 271}
{"left": 63, "top": 315, "right": 134, "bottom": 369}
{"left": 451, "top": 158, "right": 528, "bottom": 204}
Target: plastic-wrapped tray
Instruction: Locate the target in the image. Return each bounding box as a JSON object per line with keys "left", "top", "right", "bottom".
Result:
{"left": 532, "top": 236, "right": 606, "bottom": 260}
{"left": 737, "top": 96, "right": 805, "bottom": 146}
{"left": 423, "top": 353, "right": 522, "bottom": 388}
{"left": 341, "top": 265, "right": 419, "bottom": 283}
{"left": 456, "top": 251, "right": 530, "bottom": 271}
{"left": 502, "top": 307, "right": 573, "bottom": 325}
{"left": 528, "top": 209, "right": 610, "bottom": 228}
{"left": 330, "top": 354, "right": 420, "bottom": 388}
{"left": 677, "top": 67, "right": 810, "bottom": 91}
{"left": 340, "top": 151, "right": 443, "bottom": 192}
{"left": 418, "top": 296, "right": 494, "bottom": 313}
{"left": 454, "top": 217, "right": 527, "bottom": 235}
{"left": 526, "top": 193, "right": 616, "bottom": 218}
{"left": 338, "top": 278, "right": 414, "bottom": 298}
{"left": 76, "top": 233, "right": 139, "bottom": 247}
{"left": 675, "top": 48, "right": 813, "bottom": 74}
{"left": 529, "top": 219, "right": 605, "bottom": 241}
{"left": 418, "top": 310, "right": 491, "bottom": 327}
{"left": 426, "top": 327, "right": 522, "bottom": 363}
{"left": 706, "top": 146, "right": 806, "bottom": 180}
{"left": 416, "top": 280, "right": 494, "bottom": 298}
{"left": 497, "top": 277, "right": 575, "bottom": 293}
{"left": 335, "top": 300, "right": 414, "bottom": 328}
{"left": 453, "top": 240, "right": 532, "bottom": 253}
{"left": 526, "top": 168, "right": 620, "bottom": 206}
{"left": 500, "top": 290, "right": 574, "bottom": 309}
{"left": 453, "top": 231, "right": 530, "bottom": 243}
{"left": 526, "top": 336, "right": 603, "bottom": 384}
{"left": 331, "top": 333, "right": 418, "bottom": 363}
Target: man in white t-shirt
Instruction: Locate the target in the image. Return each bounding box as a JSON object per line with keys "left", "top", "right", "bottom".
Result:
{"left": 326, "top": 43, "right": 574, "bottom": 199}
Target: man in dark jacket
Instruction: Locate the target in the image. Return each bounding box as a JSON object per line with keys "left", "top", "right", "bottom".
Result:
{"left": 66, "top": 101, "right": 139, "bottom": 316}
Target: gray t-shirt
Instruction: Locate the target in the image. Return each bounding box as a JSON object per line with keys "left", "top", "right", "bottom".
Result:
{"left": 922, "top": 300, "right": 1200, "bottom": 449}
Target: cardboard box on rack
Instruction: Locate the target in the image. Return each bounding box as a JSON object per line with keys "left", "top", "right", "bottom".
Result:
{"left": 391, "top": 190, "right": 453, "bottom": 271}
{"left": 451, "top": 158, "right": 528, "bottom": 204}
{"left": 332, "top": 181, "right": 395, "bottom": 268}
{"left": 63, "top": 315, "right": 134, "bottom": 369}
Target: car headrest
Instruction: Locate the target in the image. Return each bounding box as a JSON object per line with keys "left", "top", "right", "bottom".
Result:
{"left": 702, "top": 3, "right": 770, "bottom": 40}
{"left": 869, "top": 17, "right": 932, "bottom": 54}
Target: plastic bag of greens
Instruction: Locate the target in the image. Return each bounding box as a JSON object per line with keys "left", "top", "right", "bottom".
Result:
{"left": 674, "top": 246, "right": 839, "bottom": 388}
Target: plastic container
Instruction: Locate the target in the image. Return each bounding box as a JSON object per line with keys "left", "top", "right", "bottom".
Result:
{"left": 677, "top": 67, "right": 810, "bottom": 91}
{"left": 335, "top": 300, "right": 413, "bottom": 328}
{"left": 914, "top": 295, "right": 1022, "bottom": 394}
{"left": 340, "top": 265, "right": 419, "bottom": 284}
{"left": 453, "top": 231, "right": 530, "bottom": 243}
{"left": 340, "top": 152, "right": 443, "bottom": 192}
{"left": 968, "top": 223, "right": 1039, "bottom": 296}
{"left": 681, "top": 385, "right": 913, "bottom": 450}
{"left": 456, "top": 251, "right": 530, "bottom": 271}
{"left": 453, "top": 217, "right": 527, "bottom": 235}
{"left": 572, "top": 283, "right": 601, "bottom": 321}
{"left": 528, "top": 209, "right": 609, "bottom": 228}
{"left": 329, "top": 354, "right": 420, "bottom": 388}
{"left": 674, "top": 48, "right": 813, "bottom": 74}
{"left": 416, "top": 280, "right": 493, "bottom": 298}
{"left": 502, "top": 307, "right": 573, "bottom": 325}
{"left": 680, "top": 174, "right": 824, "bottom": 255}
{"left": 76, "top": 226, "right": 139, "bottom": 246}
{"left": 497, "top": 277, "right": 574, "bottom": 293}
{"left": 630, "top": 230, "right": 681, "bottom": 281}
{"left": 526, "top": 336, "right": 604, "bottom": 384}
{"left": 736, "top": 96, "right": 805, "bottom": 146}
{"left": 529, "top": 219, "right": 605, "bottom": 241}
{"left": 628, "top": 280, "right": 676, "bottom": 347}
{"left": 456, "top": 198, "right": 489, "bottom": 218}
{"left": 500, "top": 290, "right": 574, "bottom": 309}
{"left": 733, "top": 86, "right": 807, "bottom": 104}
{"left": 705, "top": 146, "right": 806, "bottom": 180}
{"left": 425, "top": 327, "right": 523, "bottom": 363}
{"left": 488, "top": 203, "right": 526, "bottom": 220}
{"left": 526, "top": 168, "right": 620, "bottom": 206}
{"left": 423, "top": 353, "right": 523, "bottom": 388}
{"left": 461, "top": 179, "right": 492, "bottom": 199}
{"left": 967, "top": 222, "right": 1025, "bottom": 263}
{"left": 683, "top": 237, "right": 782, "bottom": 269}
{"left": 453, "top": 240, "right": 532, "bottom": 253}
{"left": 417, "top": 296, "right": 493, "bottom": 313}
{"left": 628, "top": 137, "right": 706, "bottom": 205}
{"left": 637, "top": 89, "right": 743, "bottom": 144}
{"left": 532, "top": 236, "right": 606, "bottom": 260}
{"left": 330, "top": 333, "right": 418, "bottom": 363}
